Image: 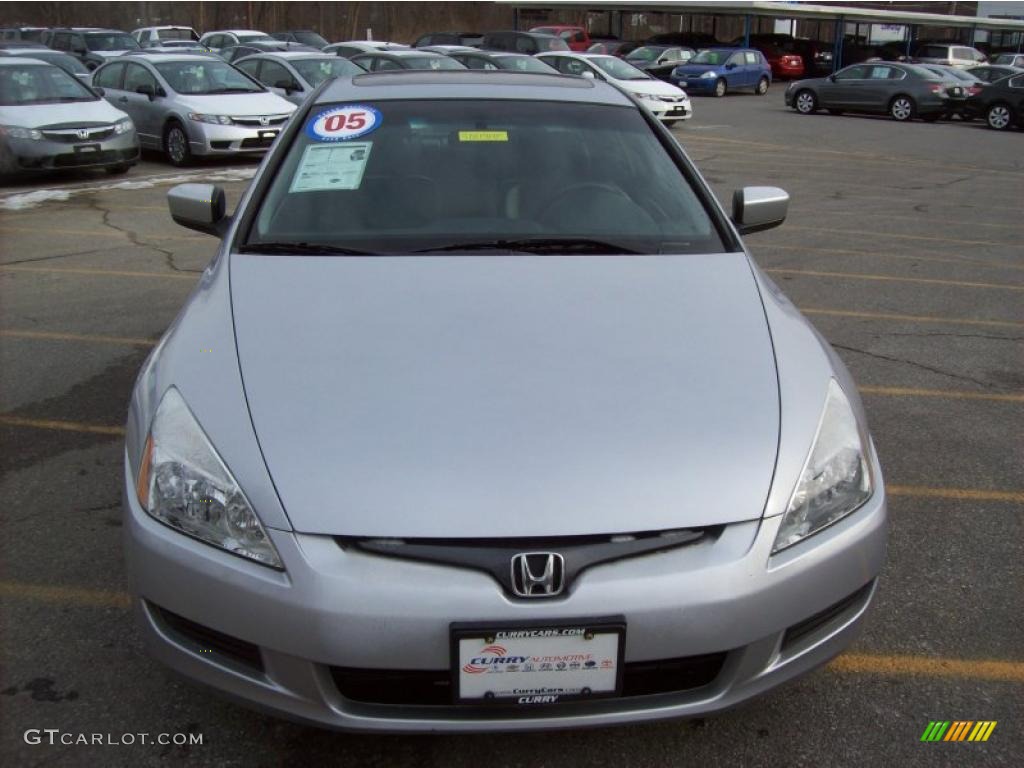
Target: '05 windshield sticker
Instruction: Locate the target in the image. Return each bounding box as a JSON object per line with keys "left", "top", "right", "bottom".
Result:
{"left": 306, "top": 105, "right": 381, "bottom": 142}
{"left": 289, "top": 142, "right": 373, "bottom": 192}
{"left": 458, "top": 130, "right": 509, "bottom": 142}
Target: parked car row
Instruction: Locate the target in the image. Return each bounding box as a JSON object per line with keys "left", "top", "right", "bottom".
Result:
{"left": 785, "top": 61, "right": 1024, "bottom": 130}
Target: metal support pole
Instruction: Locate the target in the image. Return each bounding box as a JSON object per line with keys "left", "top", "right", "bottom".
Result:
{"left": 970, "top": 24, "right": 977, "bottom": 47}
{"left": 832, "top": 15, "right": 844, "bottom": 72}
{"left": 513, "top": 7, "right": 520, "bottom": 32}
{"left": 743, "top": 14, "right": 751, "bottom": 47}
{"left": 906, "top": 24, "right": 914, "bottom": 59}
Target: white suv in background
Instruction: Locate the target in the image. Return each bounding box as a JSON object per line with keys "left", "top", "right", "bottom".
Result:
{"left": 914, "top": 43, "right": 986, "bottom": 69}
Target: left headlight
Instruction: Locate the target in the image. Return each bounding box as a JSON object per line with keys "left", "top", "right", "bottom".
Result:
{"left": 700, "top": 70, "right": 718, "bottom": 79}
{"left": 135, "top": 388, "right": 283, "bottom": 568}
{"left": 1, "top": 125, "right": 44, "bottom": 140}
{"left": 113, "top": 117, "right": 133, "bottom": 134}
{"left": 772, "top": 379, "right": 873, "bottom": 554}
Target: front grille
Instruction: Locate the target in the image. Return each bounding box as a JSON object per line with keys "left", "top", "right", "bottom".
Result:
{"left": 330, "top": 652, "right": 727, "bottom": 707}
{"left": 150, "top": 604, "right": 264, "bottom": 672}
{"left": 230, "top": 114, "right": 289, "bottom": 127}
{"left": 782, "top": 581, "right": 874, "bottom": 651}
{"left": 52, "top": 149, "right": 119, "bottom": 167}
{"left": 41, "top": 126, "right": 114, "bottom": 143}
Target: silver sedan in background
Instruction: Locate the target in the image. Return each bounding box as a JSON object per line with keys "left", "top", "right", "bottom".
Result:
{"left": 234, "top": 52, "right": 365, "bottom": 105}
{"left": 0, "top": 57, "right": 138, "bottom": 176}
{"left": 124, "top": 72, "right": 887, "bottom": 732}
{"left": 90, "top": 53, "right": 295, "bottom": 166}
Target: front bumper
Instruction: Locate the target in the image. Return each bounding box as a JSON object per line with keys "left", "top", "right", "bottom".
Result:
{"left": 123, "top": 456, "right": 887, "bottom": 733}
{"left": 5, "top": 131, "right": 139, "bottom": 172}
{"left": 641, "top": 98, "right": 693, "bottom": 121}
{"left": 673, "top": 76, "right": 719, "bottom": 94}
{"left": 188, "top": 121, "right": 286, "bottom": 156}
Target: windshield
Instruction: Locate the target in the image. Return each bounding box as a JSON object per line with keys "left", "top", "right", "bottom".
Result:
{"left": 294, "top": 31, "right": 329, "bottom": 48}
{"left": 690, "top": 50, "right": 729, "bottom": 65}
{"left": 158, "top": 28, "right": 199, "bottom": 42}
{"left": 494, "top": 55, "right": 555, "bottom": 73}
{"left": 85, "top": 33, "right": 140, "bottom": 51}
{"left": 247, "top": 100, "right": 723, "bottom": 255}
{"left": 591, "top": 56, "right": 649, "bottom": 81}
{"left": 625, "top": 46, "right": 665, "bottom": 63}
{"left": 237, "top": 33, "right": 273, "bottom": 44}
{"left": 22, "top": 52, "right": 89, "bottom": 75}
{"left": 0, "top": 63, "right": 97, "bottom": 105}
{"left": 155, "top": 60, "right": 263, "bottom": 93}
{"left": 403, "top": 56, "right": 465, "bottom": 70}
{"left": 293, "top": 57, "right": 363, "bottom": 86}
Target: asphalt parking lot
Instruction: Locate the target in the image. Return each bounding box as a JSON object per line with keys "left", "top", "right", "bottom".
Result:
{"left": 1, "top": 91, "right": 1021, "bottom": 766}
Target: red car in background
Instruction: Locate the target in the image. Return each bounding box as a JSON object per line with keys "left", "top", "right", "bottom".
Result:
{"left": 761, "top": 44, "right": 805, "bottom": 79}
{"left": 529, "top": 25, "right": 592, "bottom": 51}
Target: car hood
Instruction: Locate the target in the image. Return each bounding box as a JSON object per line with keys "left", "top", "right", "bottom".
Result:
{"left": 89, "top": 50, "right": 134, "bottom": 58}
{"left": 172, "top": 90, "right": 295, "bottom": 114}
{"left": 618, "top": 78, "right": 687, "bottom": 97}
{"left": 673, "top": 63, "right": 724, "bottom": 75}
{"left": 0, "top": 99, "right": 127, "bottom": 128}
{"left": 231, "top": 253, "right": 780, "bottom": 537}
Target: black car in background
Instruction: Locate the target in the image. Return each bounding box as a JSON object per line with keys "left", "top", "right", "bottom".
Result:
{"left": 413, "top": 32, "right": 485, "bottom": 48}
{"left": 221, "top": 41, "right": 318, "bottom": 64}
{"left": 966, "top": 72, "right": 1024, "bottom": 130}
{"left": 480, "top": 31, "right": 568, "bottom": 55}
{"left": 785, "top": 62, "right": 962, "bottom": 122}
{"left": 271, "top": 30, "right": 328, "bottom": 49}
{"left": 967, "top": 64, "right": 1024, "bottom": 83}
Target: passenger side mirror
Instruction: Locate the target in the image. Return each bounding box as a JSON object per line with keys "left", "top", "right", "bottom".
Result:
{"left": 580, "top": 70, "right": 596, "bottom": 79}
{"left": 828, "top": 74, "right": 837, "bottom": 82}
{"left": 136, "top": 83, "right": 155, "bottom": 100}
{"left": 92, "top": 86, "right": 105, "bottom": 97}
{"left": 725, "top": 62, "right": 737, "bottom": 70}
{"left": 168, "top": 184, "right": 230, "bottom": 237}
{"left": 731, "top": 186, "right": 789, "bottom": 235}
{"left": 274, "top": 79, "right": 301, "bottom": 94}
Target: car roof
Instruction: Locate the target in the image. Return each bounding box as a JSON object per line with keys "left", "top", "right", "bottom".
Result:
{"left": 137, "top": 26, "right": 195, "bottom": 31}
{"left": 115, "top": 53, "right": 217, "bottom": 64}
{"left": 315, "top": 71, "right": 632, "bottom": 106}
{"left": 0, "top": 56, "right": 60, "bottom": 66}
{"left": 244, "top": 52, "right": 337, "bottom": 61}
{"left": 207, "top": 29, "right": 267, "bottom": 36}
{"left": 360, "top": 49, "right": 447, "bottom": 58}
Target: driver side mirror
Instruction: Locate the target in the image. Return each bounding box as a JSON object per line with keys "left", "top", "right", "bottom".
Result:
{"left": 731, "top": 186, "right": 789, "bottom": 235}
{"left": 168, "top": 184, "right": 230, "bottom": 237}
{"left": 580, "top": 69, "right": 596, "bottom": 79}
{"left": 136, "top": 83, "right": 155, "bottom": 100}
{"left": 274, "top": 79, "right": 301, "bottom": 94}
{"left": 828, "top": 74, "right": 837, "bottom": 82}
{"left": 725, "top": 62, "right": 737, "bottom": 70}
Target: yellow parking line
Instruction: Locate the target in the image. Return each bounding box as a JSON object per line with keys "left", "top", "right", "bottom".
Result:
{"left": 799, "top": 307, "right": 1024, "bottom": 329}
{"left": 757, "top": 242, "right": 1024, "bottom": 273}
{"left": 0, "top": 329, "right": 156, "bottom": 346}
{"left": 0, "top": 581, "right": 130, "bottom": 610}
{"left": 859, "top": 386, "right": 1024, "bottom": 403}
{"left": 767, "top": 268, "right": 1024, "bottom": 291}
{"left": 0, "top": 265, "right": 196, "bottom": 280}
{"left": 831, "top": 654, "right": 1024, "bottom": 683}
{"left": 0, "top": 415, "right": 125, "bottom": 436}
{"left": 784, "top": 224, "right": 1022, "bottom": 250}
{"left": 888, "top": 485, "right": 1024, "bottom": 504}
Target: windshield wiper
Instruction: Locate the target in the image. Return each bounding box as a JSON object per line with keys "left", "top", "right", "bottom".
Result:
{"left": 413, "top": 238, "right": 641, "bottom": 255}
{"left": 239, "top": 242, "right": 375, "bottom": 256}
{"left": 207, "top": 87, "right": 260, "bottom": 94}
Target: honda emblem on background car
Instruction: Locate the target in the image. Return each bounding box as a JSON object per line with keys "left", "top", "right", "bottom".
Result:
{"left": 511, "top": 553, "right": 565, "bottom": 597}
{"left": 259, "top": 116, "right": 269, "bottom": 126}
{"left": 77, "top": 129, "right": 89, "bottom": 139}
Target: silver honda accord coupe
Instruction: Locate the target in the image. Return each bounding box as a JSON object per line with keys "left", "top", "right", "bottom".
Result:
{"left": 123, "top": 71, "right": 887, "bottom": 732}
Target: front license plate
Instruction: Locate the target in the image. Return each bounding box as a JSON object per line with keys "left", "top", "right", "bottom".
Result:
{"left": 452, "top": 619, "right": 625, "bottom": 705}
{"left": 74, "top": 144, "right": 98, "bottom": 153}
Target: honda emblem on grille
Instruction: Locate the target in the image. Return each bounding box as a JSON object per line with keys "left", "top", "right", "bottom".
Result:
{"left": 259, "top": 116, "right": 269, "bottom": 126}
{"left": 76, "top": 129, "right": 89, "bottom": 139}
{"left": 510, "top": 553, "right": 564, "bottom": 598}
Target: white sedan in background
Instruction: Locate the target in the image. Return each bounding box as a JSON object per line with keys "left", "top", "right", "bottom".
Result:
{"left": 538, "top": 51, "right": 692, "bottom": 125}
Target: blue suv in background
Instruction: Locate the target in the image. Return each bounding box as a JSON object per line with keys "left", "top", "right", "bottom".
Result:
{"left": 671, "top": 48, "right": 772, "bottom": 96}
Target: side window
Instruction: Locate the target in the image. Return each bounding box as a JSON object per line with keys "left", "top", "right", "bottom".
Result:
{"left": 72, "top": 34, "right": 86, "bottom": 52}
{"left": 571, "top": 31, "right": 586, "bottom": 44}
{"left": 462, "top": 56, "right": 491, "bottom": 70}
{"left": 515, "top": 36, "right": 536, "bottom": 54}
{"left": 350, "top": 55, "right": 373, "bottom": 70}
{"left": 727, "top": 52, "right": 744, "bottom": 66}
{"left": 376, "top": 59, "right": 403, "bottom": 72}
{"left": 489, "top": 34, "right": 511, "bottom": 52}
{"left": 558, "top": 58, "right": 586, "bottom": 76}
{"left": 235, "top": 58, "right": 261, "bottom": 78}
{"left": 835, "top": 65, "right": 867, "bottom": 80}
{"left": 337, "top": 46, "right": 360, "bottom": 59}
{"left": 1010, "top": 75, "right": 1024, "bottom": 89}
{"left": 887, "top": 67, "right": 906, "bottom": 79}
{"left": 124, "top": 63, "right": 157, "bottom": 92}
{"left": 260, "top": 60, "right": 293, "bottom": 88}
{"left": 868, "top": 65, "right": 892, "bottom": 79}
{"left": 94, "top": 62, "right": 125, "bottom": 89}
{"left": 52, "top": 32, "right": 69, "bottom": 50}
{"left": 744, "top": 51, "right": 758, "bottom": 64}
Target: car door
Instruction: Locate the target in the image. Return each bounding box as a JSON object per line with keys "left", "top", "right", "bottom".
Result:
{"left": 723, "top": 52, "right": 746, "bottom": 88}
{"left": 120, "top": 62, "right": 162, "bottom": 146}
{"left": 1009, "top": 75, "right": 1024, "bottom": 125}
{"left": 861, "top": 64, "right": 898, "bottom": 111}
{"left": 92, "top": 60, "right": 126, "bottom": 99}
{"left": 820, "top": 64, "right": 868, "bottom": 109}
{"left": 744, "top": 51, "right": 763, "bottom": 86}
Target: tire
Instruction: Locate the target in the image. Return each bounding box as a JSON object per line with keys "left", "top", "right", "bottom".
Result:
{"left": 889, "top": 95, "right": 916, "bottom": 122}
{"left": 827, "top": 108, "right": 844, "bottom": 116}
{"left": 105, "top": 163, "right": 131, "bottom": 175}
{"left": 713, "top": 78, "right": 727, "bottom": 98}
{"left": 755, "top": 76, "right": 769, "bottom": 95}
{"left": 163, "top": 120, "right": 192, "bottom": 167}
{"left": 794, "top": 89, "right": 817, "bottom": 114}
{"left": 986, "top": 103, "right": 1013, "bottom": 131}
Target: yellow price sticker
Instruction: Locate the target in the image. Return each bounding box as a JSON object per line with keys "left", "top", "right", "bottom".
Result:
{"left": 458, "top": 130, "right": 509, "bottom": 142}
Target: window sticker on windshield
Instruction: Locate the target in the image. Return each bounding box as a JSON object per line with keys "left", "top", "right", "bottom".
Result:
{"left": 306, "top": 104, "right": 381, "bottom": 142}
{"left": 458, "top": 130, "right": 509, "bottom": 142}
{"left": 289, "top": 142, "right": 372, "bottom": 192}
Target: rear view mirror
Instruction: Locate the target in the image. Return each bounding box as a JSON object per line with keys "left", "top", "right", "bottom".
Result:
{"left": 731, "top": 186, "right": 789, "bottom": 235}
{"left": 168, "top": 183, "right": 230, "bottom": 237}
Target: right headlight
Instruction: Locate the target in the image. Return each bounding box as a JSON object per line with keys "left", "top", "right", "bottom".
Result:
{"left": 1, "top": 125, "right": 43, "bottom": 140}
{"left": 188, "top": 112, "right": 232, "bottom": 125}
{"left": 135, "top": 387, "right": 283, "bottom": 568}
{"left": 772, "top": 379, "right": 873, "bottom": 554}
{"left": 700, "top": 70, "right": 718, "bottom": 79}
